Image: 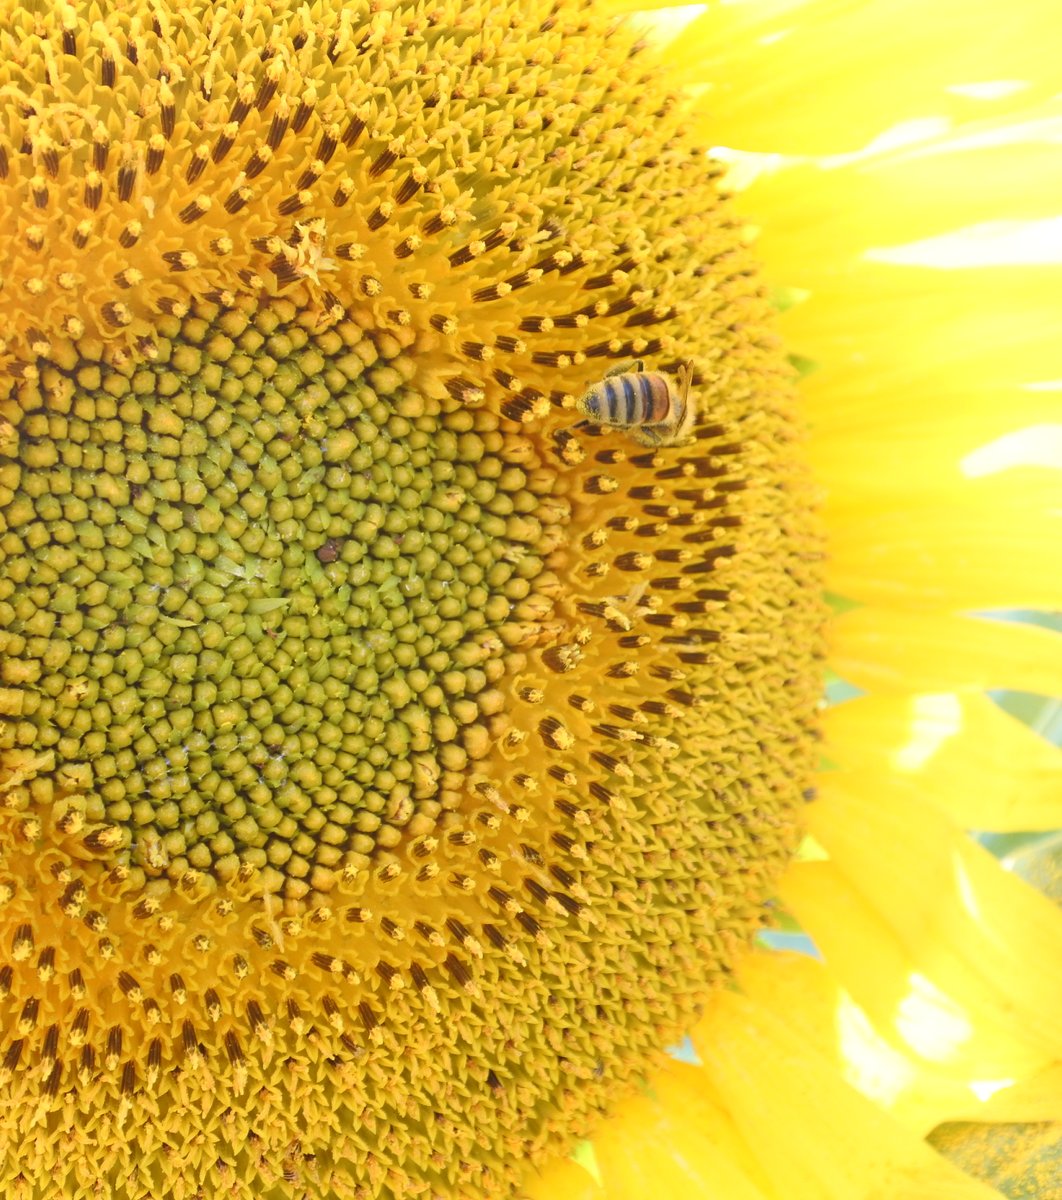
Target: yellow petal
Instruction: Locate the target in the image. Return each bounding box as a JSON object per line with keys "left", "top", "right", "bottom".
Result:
{"left": 746, "top": 112, "right": 1062, "bottom": 277}
{"left": 786, "top": 264, "right": 1062, "bottom": 395}
{"left": 808, "top": 403, "right": 1062, "bottom": 502}
{"left": 977, "top": 1063, "right": 1062, "bottom": 1123}
{"left": 650, "top": 1064, "right": 773, "bottom": 1195}
{"left": 691, "top": 987, "right": 1003, "bottom": 1199}
{"left": 830, "top": 609, "right": 1062, "bottom": 697}
{"left": 823, "top": 472, "right": 1062, "bottom": 611}
{"left": 781, "top": 858, "right": 1050, "bottom": 1082}
{"left": 805, "top": 377, "right": 1061, "bottom": 447}
{"left": 809, "top": 389, "right": 1062, "bottom": 505}
{"left": 784, "top": 778, "right": 1062, "bottom": 1078}
{"left": 825, "top": 692, "right": 1062, "bottom": 830}
{"left": 680, "top": 0, "right": 1059, "bottom": 154}
{"left": 521, "top": 1157, "right": 603, "bottom": 1200}
{"left": 592, "top": 1084, "right": 770, "bottom": 1200}
{"left": 737, "top": 949, "right": 995, "bottom": 1136}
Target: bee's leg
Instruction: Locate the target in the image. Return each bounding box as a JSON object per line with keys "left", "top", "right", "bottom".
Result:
{"left": 628, "top": 423, "right": 666, "bottom": 448}
{"left": 603, "top": 358, "right": 643, "bottom": 379}
{"left": 630, "top": 409, "right": 696, "bottom": 450}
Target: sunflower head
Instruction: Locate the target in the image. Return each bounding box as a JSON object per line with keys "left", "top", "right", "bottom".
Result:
{"left": 0, "top": 1, "right": 823, "bottom": 1196}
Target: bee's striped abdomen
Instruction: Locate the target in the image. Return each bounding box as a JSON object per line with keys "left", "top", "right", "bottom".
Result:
{"left": 601, "top": 371, "right": 672, "bottom": 426}
{"left": 577, "top": 361, "right": 695, "bottom": 447}
{"left": 639, "top": 371, "right": 673, "bottom": 423}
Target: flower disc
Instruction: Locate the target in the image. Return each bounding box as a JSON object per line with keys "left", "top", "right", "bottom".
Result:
{"left": 0, "top": 1, "right": 824, "bottom": 1196}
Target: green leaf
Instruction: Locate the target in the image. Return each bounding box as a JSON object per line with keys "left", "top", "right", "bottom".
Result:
{"left": 570, "top": 1140, "right": 602, "bottom": 1186}
{"left": 1003, "top": 832, "right": 1062, "bottom": 905}
{"left": 930, "top": 1121, "right": 1062, "bottom": 1198}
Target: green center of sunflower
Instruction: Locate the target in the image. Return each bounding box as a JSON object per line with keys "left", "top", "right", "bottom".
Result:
{"left": 0, "top": 1, "right": 824, "bottom": 1197}
{"left": 3, "top": 301, "right": 559, "bottom": 898}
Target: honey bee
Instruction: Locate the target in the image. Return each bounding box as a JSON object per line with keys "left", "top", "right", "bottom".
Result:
{"left": 577, "top": 359, "right": 696, "bottom": 448}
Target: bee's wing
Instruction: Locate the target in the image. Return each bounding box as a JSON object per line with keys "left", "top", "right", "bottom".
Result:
{"left": 674, "top": 362, "right": 697, "bottom": 442}
{"left": 677, "top": 360, "right": 693, "bottom": 403}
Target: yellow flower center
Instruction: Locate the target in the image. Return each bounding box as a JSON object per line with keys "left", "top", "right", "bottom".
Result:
{"left": 0, "top": 1, "right": 824, "bottom": 1196}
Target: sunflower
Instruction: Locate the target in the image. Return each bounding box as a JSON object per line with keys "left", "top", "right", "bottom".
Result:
{"left": 0, "top": 1, "right": 1058, "bottom": 1199}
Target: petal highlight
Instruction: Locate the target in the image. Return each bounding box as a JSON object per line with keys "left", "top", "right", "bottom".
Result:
{"left": 682, "top": 0, "right": 1060, "bottom": 154}
{"left": 737, "top": 949, "right": 996, "bottom": 1136}
{"left": 825, "top": 692, "right": 1062, "bottom": 830}
{"left": 692, "top": 986, "right": 1002, "bottom": 1200}
{"left": 592, "top": 1085, "right": 771, "bottom": 1200}
{"left": 786, "top": 778, "right": 1062, "bottom": 1078}
{"left": 745, "top": 111, "right": 1062, "bottom": 278}
{"left": 830, "top": 609, "right": 1062, "bottom": 697}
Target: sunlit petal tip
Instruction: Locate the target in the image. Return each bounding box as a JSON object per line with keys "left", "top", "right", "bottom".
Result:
{"left": 825, "top": 692, "right": 1062, "bottom": 830}
{"left": 590, "top": 1082, "right": 771, "bottom": 1200}
{"left": 691, "top": 987, "right": 1004, "bottom": 1200}
{"left": 785, "top": 780, "right": 1062, "bottom": 1078}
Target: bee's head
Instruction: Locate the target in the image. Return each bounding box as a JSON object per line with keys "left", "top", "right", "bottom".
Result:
{"left": 578, "top": 384, "right": 605, "bottom": 419}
